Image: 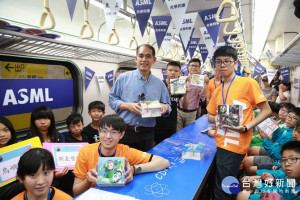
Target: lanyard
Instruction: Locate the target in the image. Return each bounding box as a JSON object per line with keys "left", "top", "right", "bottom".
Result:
{"left": 25, "top": 188, "right": 51, "bottom": 200}
{"left": 98, "top": 144, "right": 116, "bottom": 157}
{"left": 222, "top": 75, "right": 236, "bottom": 105}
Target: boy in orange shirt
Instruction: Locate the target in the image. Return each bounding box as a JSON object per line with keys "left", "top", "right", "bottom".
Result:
{"left": 207, "top": 46, "right": 272, "bottom": 200}
{"left": 73, "top": 114, "right": 170, "bottom": 196}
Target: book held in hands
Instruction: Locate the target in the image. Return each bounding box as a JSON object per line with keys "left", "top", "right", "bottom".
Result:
{"left": 97, "top": 157, "right": 125, "bottom": 187}
{"left": 191, "top": 74, "right": 204, "bottom": 87}
{"left": 217, "top": 105, "right": 243, "bottom": 126}
{"left": 170, "top": 77, "right": 186, "bottom": 95}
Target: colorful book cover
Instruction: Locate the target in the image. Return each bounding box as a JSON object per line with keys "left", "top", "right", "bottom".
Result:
{"left": 140, "top": 100, "right": 161, "bottom": 118}
{"left": 257, "top": 118, "right": 279, "bottom": 136}
{"left": 217, "top": 105, "right": 242, "bottom": 126}
{"left": 0, "top": 137, "right": 42, "bottom": 187}
{"left": 43, "top": 143, "right": 88, "bottom": 171}
{"left": 170, "top": 77, "right": 186, "bottom": 94}
{"left": 191, "top": 74, "right": 204, "bottom": 87}
{"left": 97, "top": 157, "right": 125, "bottom": 187}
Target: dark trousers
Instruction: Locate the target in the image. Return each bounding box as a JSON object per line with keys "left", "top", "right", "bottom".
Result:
{"left": 119, "top": 129, "right": 154, "bottom": 152}
{"left": 214, "top": 147, "right": 245, "bottom": 200}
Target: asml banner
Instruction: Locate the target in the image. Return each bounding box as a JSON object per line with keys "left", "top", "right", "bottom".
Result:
{"left": 0, "top": 79, "right": 74, "bottom": 116}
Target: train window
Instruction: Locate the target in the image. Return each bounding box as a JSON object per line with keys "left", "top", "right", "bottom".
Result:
{"left": 0, "top": 54, "right": 82, "bottom": 138}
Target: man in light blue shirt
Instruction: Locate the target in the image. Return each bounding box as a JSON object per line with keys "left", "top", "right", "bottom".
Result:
{"left": 109, "top": 44, "right": 171, "bottom": 151}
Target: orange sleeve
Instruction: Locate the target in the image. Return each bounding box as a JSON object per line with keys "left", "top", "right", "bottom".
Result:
{"left": 249, "top": 78, "right": 267, "bottom": 105}
{"left": 73, "top": 144, "right": 100, "bottom": 179}
{"left": 73, "top": 145, "right": 89, "bottom": 179}
{"left": 116, "top": 144, "right": 151, "bottom": 165}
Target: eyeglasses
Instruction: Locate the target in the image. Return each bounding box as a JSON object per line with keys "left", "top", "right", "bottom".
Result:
{"left": 287, "top": 115, "right": 298, "bottom": 121}
{"left": 189, "top": 64, "right": 200, "bottom": 68}
{"left": 139, "top": 93, "right": 145, "bottom": 101}
{"left": 278, "top": 157, "right": 300, "bottom": 164}
{"left": 215, "top": 60, "right": 234, "bottom": 66}
{"left": 99, "top": 129, "right": 120, "bottom": 137}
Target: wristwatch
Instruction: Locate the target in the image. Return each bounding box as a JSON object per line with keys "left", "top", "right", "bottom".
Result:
{"left": 135, "top": 164, "right": 142, "bottom": 175}
{"left": 243, "top": 126, "right": 248, "bottom": 133}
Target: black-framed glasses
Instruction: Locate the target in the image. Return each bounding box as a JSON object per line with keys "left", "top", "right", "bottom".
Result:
{"left": 99, "top": 129, "right": 120, "bottom": 137}
{"left": 287, "top": 115, "right": 298, "bottom": 121}
{"left": 139, "top": 93, "right": 145, "bottom": 101}
{"left": 215, "top": 60, "right": 234, "bottom": 66}
{"left": 278, "top": 157, "right": 300, "bottom": 164}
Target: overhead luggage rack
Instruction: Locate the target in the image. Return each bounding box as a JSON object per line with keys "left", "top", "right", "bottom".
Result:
{"left": 271, "top": 33, "right": 300, "bottom": 67}
{"left": 0, "top": 29, "right": 167, "bottom": 68}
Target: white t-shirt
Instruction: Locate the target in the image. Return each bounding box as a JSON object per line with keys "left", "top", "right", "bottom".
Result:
{"left": 276, "top": 90, "right": 290, "bottom": 103}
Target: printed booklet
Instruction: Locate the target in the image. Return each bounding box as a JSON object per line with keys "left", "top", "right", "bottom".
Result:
{"left": 257, "top": 118, "right": 279, "bottom": 136}
{"left": 217, "top": 104, "right": 243, "bottom": 126}
{"left": 191, "top": 74, "right": 204, "bottom": 87}
{"left": 170, "top": 77, "right": 186, "bottom": 94}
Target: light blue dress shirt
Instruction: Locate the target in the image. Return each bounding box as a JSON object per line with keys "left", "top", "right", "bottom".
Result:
{"left": 109, "top": 69, "right": 171, "bottom": 127}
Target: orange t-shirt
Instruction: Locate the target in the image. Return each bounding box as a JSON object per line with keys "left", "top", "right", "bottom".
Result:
{"left": 11, "top": 187, "right": 72, "bottom": 200}
{"left": 73, "top": 143, "right": 152, "bottom": 186}
{"left": 207, "top": 78, "right": 221, "bottom": 95}
{"left": 207, "top": 76, "right": 267, "bottom": 154}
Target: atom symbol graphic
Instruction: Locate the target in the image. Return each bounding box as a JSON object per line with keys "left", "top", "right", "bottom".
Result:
{"left": 145, "top": 183, "right": 170, "bottom": 197}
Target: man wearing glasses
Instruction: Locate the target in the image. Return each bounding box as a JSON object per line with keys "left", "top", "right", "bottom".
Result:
{"left": 109, "top": 44, "right": 171, "bottom": 152}
{"left": 73, "top": 115, "right": 170, "bottom": 196}
{"left": 206, "top": 46, "right": 271, "bottom": 200}
{"left": 177, "top": 58, "right": 209, "bottom": 131}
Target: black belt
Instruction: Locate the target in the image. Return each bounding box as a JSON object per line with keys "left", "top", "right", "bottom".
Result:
{"left": 178, "top": 107, "right": 197, "bottom": 113}
{"left": 126, "top": 125, "right": 153, "bottom": 133}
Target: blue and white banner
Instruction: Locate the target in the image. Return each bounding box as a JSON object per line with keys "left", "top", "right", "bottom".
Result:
{"left": 162, "top": 69, "right": 167, "bottom": 80}
{"left": 161, "top": 28, "right": 176, "bottom": 56}
{"left": 96, "top": 73, "right": 105, "bottom": 93}
{"left": 85, "top": 67, "right": 95, "bottom": 91}
{"left": 253, "top": 63, "right": 266, "bottom": 78}
{"left": 132, "top": 0, "right": 155, "bottom": 36}
{"left": 180, "top": 28, "right": 195, "bottom": 56}
{"left": 152, "top": 16, "right": 172, "bottom": 49}
{"left": 103, "top": 0, "right": 122, "bottom": 37}
{"left": 188, "top": 37, "right": 200, "bottom": 59}
{"left": 179, "top": 12, "right": 198, "bottom": 54}
{"left": 199, "top": 27, "right": 216, "bottom": 59}
{"left": 198, "top": 7, "right": 223, "bottom": 45}
{"left": 165, "top": 0, "right": 189, "bottom": 34}
{"left": 266, "top": 68, "right": 278, "bottom": 84}
{"left": 278, "top": 67, "right": 290, "bottom": 83}
{"left": 0, "top": 79, "right": 74, "bottom": 116}
{"left": 66, "top": 0, "right": 78, "bottom": 20}
{"left": 181, "top": 64, "right": 189, "bottom": 76}
{"left": 198, "top": 44, "right": 208, "bottom": 63}
{"left": 105, "top": 70, "right": 114, "bottom": 87}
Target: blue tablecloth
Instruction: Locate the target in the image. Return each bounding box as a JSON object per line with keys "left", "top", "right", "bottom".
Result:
{"left": 73, "top": 115, "right": 216, "bottom": 200}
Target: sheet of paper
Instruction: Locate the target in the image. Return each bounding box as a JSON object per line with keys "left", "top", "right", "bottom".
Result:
{"left": 76, "top": 188, "right": 139, "bottom": 200}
